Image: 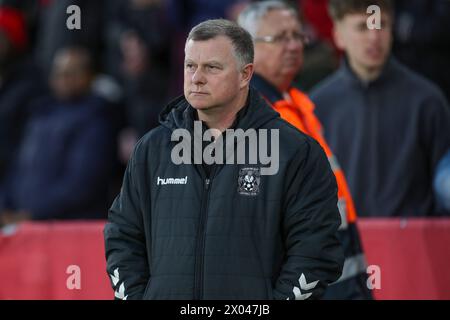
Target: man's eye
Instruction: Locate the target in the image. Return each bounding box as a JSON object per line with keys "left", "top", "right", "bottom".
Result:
{"left": 185, "top": 64, "right": 195, "bottom": 70}
{"left": 207, "top": 65, "right": 218, "bottom": 70}
{"left": 273, "top": 34, "right": 284, "bottom": 42}
{"left": 380, "top": 21, "right": 390, "bottom": 29}
{"left": 357, "top": 23, "right": 368, "bottom": 32}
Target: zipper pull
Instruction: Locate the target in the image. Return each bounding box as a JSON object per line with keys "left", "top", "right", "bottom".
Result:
{"left": 205, "top": 178, "right": 210, "bottom": 190}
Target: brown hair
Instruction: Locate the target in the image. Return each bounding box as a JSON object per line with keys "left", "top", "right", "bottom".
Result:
{"left": 328, "top": 0, "right": 393, "bottom": 21}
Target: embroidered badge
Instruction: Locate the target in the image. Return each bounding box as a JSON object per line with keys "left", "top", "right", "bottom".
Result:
{"left": 238, "top": 167, "right": 261, "bottom": 196}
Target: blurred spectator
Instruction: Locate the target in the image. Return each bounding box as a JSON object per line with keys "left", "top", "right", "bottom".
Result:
{"left": 0, "top": 0, "right": 40, "bottom": 45}
{"left": 299, "top": 0, "right": 334, "bottom": 46}
{"left": 311, "top": 0, "right": 450, "bottom": 217}
{"left": 293, "top": 0, "right": 339, "bottom": 91}
{"left": 393, "top": 0, "right": 450, "bottom": 102}
{"left": 0, "top": 47, "right": 115, "bottom": 226}
{"left": 104, "top": 0, "right": 172, "bottom": 163}
{"left": 0, "top": 6, "right": 45, "bottom": 184}
{"left": 434, "top": 150, "right": 450, "bottom": 213}
{"left": 33, "top": 0, "right": 107, "bottom": 75}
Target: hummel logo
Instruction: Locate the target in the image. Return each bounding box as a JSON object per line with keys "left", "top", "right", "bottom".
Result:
{"left": 291, "top": 273, "right": 319, "bottom": 300}
{"left": 157, "top": 176, "right": 188, "bottom": 185}
{"left": 109, "top": 268, "right": 128, "bottom": 300}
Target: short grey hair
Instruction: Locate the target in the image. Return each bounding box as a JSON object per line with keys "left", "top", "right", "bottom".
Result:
{"left": 237, "top": 1, "right": 299, "bottom": 37}
{"left": 187, "top": 19, "right": 254, "bottom": 68}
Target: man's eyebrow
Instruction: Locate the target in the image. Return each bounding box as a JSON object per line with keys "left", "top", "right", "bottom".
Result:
{"left": 204, "top": 60, "right": 223, "bottom": 66}
{"left": 184, "top": 59, "right": 224, "bottom": 67}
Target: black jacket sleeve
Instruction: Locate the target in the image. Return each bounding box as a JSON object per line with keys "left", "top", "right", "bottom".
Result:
{"left": 274, "top": 139, "right": 344, "bottom": 300}
{"left": 104, "top": 142, "right": 150, "bottom": 300}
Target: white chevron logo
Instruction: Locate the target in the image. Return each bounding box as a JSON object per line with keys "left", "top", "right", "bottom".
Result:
{"left": 114, "top": 282, "right": 128, "bottom": 300}
{"left": 110, "top": 268, "right": 120, "bottom": 286}
{"left": 299, "top": 273, "right": 319, "bottom": 290}
{"left": 109, "top": 268, "right": 128, "bottom": 300}
{"left": 292, "top": 273, "right": 319, "bottom": 300}
{"left": 293, "top": 286, "right": 312, "bottom": 300}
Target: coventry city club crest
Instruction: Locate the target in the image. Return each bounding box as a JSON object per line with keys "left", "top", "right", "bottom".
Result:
{"left": 238, "top": 167, "right": 261, "bottom": 196}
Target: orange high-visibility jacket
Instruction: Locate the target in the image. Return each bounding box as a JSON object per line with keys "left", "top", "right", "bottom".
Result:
{"left": 272, "top": 88, "right": 357, "bottom": 225}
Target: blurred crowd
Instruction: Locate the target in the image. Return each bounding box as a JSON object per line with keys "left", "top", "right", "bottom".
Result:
{"left": 0, "top": 0, "right": 449, "bottom": 225}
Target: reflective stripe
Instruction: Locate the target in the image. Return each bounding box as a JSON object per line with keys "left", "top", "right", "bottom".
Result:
{"left": 332, "top": 253, "right": 367, "bottom": 284}
{"left": 337, "top": 199, "right": 348, "bottom": 230}
{"left": 328, "top": 155, "right": 341, "bottom": 172}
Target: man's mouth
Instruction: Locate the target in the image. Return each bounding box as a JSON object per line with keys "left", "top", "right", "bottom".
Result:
{"left": 365, "top": 47, "right": 384, "bottom": 59}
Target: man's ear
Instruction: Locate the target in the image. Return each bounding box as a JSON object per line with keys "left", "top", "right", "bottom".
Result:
{"left": 333, "top": 22, "right": 346, "bottom": 51}
{"left": 240, "top": 63, "right": 254, "bottom": 89}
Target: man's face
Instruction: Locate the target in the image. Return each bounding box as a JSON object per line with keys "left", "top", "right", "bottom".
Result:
{"left": 50, "top": 51, "right": 93, "bottom": 100}
{"left": 253, "top": 9, "right": 304, "bottom": 86}
{"left": 184, "top": 36, "right": 249, "bottom": 112}
{"left": 334, "top": 13, "right": 393, "bottom": 73}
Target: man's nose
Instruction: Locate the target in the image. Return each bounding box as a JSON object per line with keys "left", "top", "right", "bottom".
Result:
{"left": 367, "top": 28, "right": 383, "bottom": 42}
{"left": 191, "top": 68, "right": 206, "bottom": 85}
{"left": 286, "top": 37, "right": 303, "bottom": 51}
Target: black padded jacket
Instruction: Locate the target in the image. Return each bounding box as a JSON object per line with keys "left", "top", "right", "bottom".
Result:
{"left": 104, "top": 87, "right": 344, "bottom": 300}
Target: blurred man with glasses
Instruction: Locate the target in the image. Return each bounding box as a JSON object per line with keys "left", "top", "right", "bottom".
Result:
{"left": 239, "top": 0, "right": 372, "bottom": 299}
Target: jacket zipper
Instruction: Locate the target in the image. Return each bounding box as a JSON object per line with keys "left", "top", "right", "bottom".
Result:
{"left": 194, "top": 176, "right": 212, "bottom": 299}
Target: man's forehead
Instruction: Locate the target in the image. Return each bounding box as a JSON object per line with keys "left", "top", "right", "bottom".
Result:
{"left": 341, "top": 12, "right": 391, "bottom": 24}
{"left": 184, "top": 36, "right": 234, "bottom": 61}
{"left": 185, "top": 36, "right": 233, "bottom": 49}
{"left": 258, "top": 9, "right": 302, "bottom": 32}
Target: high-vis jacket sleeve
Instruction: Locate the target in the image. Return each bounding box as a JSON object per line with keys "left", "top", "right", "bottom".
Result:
{"left": 274, "top": 139, "right": 344, "bottom": 300}
{"left": 104, "top": 144, "right": 150, "bottom": 300}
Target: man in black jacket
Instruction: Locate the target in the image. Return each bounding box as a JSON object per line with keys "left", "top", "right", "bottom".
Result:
{"left": 104, "top": 19, "right": 344, "bottom": 300}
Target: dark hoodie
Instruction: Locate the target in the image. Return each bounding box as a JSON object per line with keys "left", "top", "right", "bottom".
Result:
{"left": 311, "top": 57, "right": 450, "bottom": 217}
{"left": 104, "top": 87, "right": 344, "bottom": 300}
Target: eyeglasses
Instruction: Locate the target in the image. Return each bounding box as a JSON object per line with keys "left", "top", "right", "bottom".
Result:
{"left": 254, "top": 32, "right": 309, "bottom": 45}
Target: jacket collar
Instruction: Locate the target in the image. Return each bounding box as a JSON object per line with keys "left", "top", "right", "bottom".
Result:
{"left": 250, "top": 74, "right": 283, "bottom": 105}
{"left": 339, "top": 55, "right": 400, "bottom": 89}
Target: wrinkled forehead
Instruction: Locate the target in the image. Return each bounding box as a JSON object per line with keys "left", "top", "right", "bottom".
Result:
{"left": 256, "top": 9, "right": 302, "bottom": 34}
